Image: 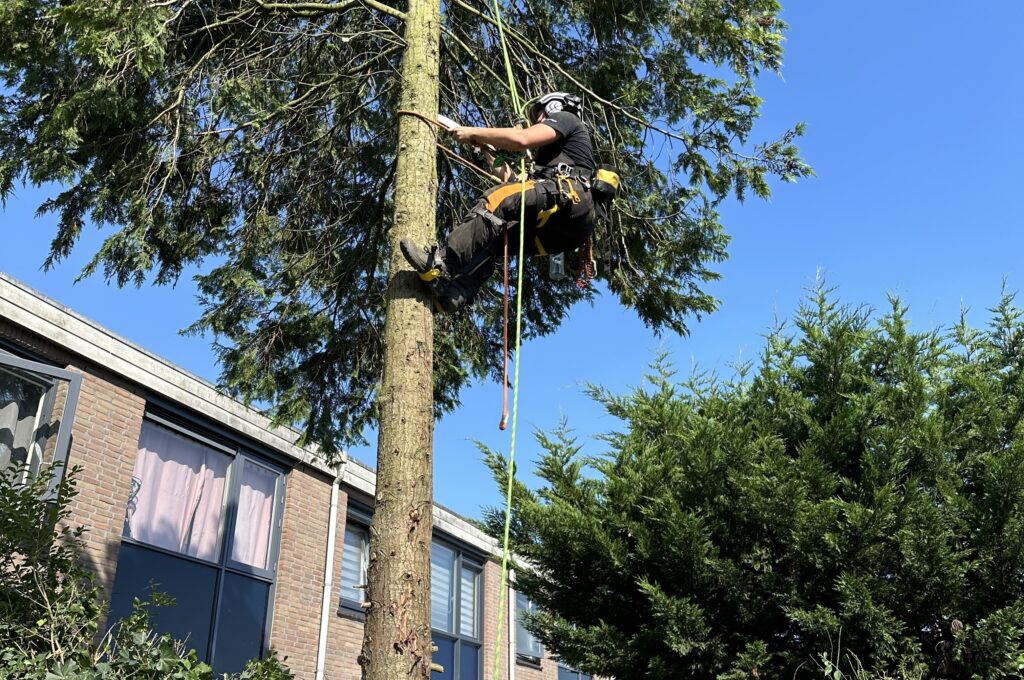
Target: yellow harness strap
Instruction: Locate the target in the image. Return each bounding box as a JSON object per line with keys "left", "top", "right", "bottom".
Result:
{"left": 536, "top": 204, "right": 558, "bottom": 228}
{"left": 486, "top": 180, "right": 537, "bottom": 213}
{"left": 557, "top": 175, "right": 581, "bottom": 205}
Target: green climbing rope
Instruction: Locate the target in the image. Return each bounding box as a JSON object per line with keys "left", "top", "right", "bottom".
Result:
{"left": 486, "top": 0, "right": 529, "bottom": 676}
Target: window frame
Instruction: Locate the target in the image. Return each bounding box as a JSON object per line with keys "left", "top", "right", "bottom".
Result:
{"left": 116, "top": 410, "right": 288, "bottom": 671}
{"left": 338, "top": 500, "right": 373, "bottom": 617}
{"left": 514, "top": 591, "right": 544, "bottom": 667}
{"left": 224, "top": 455, "right": 286, "bottom": 578}
{"left": 557, "top": 664, "right": 592, "bottom": 680}
{"left": 0, "top": 349, "right": 82, "bottom": 500}
{"left": 431, "top": 534, "right": 484, "bottom": 680}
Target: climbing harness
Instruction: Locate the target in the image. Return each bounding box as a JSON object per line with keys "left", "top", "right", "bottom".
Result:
{"left": 589, "top": 163, "right": 620, "bottom": 222}
{"left": 577, "top": 164, "right": 621, "bottom": 288}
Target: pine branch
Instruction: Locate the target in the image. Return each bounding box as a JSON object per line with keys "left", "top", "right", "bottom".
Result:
{"left": 253, "top": 0, "right": 406, "bottom": 21}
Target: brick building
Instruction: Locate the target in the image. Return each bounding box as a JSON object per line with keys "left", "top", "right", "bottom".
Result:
{"left": 0, "top": 273, "right": 590, "bottom": 680}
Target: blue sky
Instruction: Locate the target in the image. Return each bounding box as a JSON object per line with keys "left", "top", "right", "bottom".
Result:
{"left": 3, "top": 2, "right": 1024, "bottom": 519}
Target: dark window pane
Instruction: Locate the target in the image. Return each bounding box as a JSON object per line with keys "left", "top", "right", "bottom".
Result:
{"left": 0, "top": 364, "right": 50, "bottom": 477}
{"left": 211, "top": 572, "right": 270, "bottom": 674}
{"left": 459, "top": 642, "right": 480, "bottom": 680}
{"left": 108, "top": 542, "right": 218, "bottom": 660}
{"left": 516, "top": 592, "right": 542, "bottom": 660}
{"left": 432, "top": 636, "right": 455, "bottom": 680}
{"left": 557, "top": 666, "right": 590, "bottom": 680}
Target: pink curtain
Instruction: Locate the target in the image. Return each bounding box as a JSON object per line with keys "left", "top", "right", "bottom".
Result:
{"left": 230, "top": 461, "right": 277, "bottom": 569}
{"left": 127, "top": 422, "right": 229, "bottom": 561}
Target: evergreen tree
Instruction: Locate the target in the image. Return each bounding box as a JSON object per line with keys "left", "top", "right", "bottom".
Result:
{"left": 486, "top": 286, "right": 1024, "bottom": 679}
{"left": 0, "top": 1, "right": 808, "bottom": 677}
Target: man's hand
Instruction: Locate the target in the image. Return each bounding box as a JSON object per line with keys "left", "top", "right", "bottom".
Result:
{"left": 450, "top": 127, "right": 477, "bottom": 144}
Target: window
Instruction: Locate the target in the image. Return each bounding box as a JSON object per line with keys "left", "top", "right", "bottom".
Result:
{"left": 515, "top": 592, "right": 543, "bottom": 665}
{"left": 122, "top": 422, "right": 231, "bottom": 560}
{"left": 557, "top": 666, "right": 592, "bottom": 680}
{"left": 0, "top": 350, "right": 81, "bottom": 492}
{"left": 339, "top": 509, "right": 370, "bottom": 613}
{"left": 109, "top": 417, "right": 285, "bottom": 675}
{"left": 431, "top": 540, "right": 482, "bottom": 680}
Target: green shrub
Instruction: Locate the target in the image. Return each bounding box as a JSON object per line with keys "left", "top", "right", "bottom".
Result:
{"left": 487, "top": 287, "right": 1024, "bottom": 679}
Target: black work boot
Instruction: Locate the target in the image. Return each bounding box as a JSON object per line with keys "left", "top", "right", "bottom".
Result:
{"left": 400, "top": 239, "right": 446, "bottom": 282}
{"left": 434, "top": 277, "right": 473, "bottom": 314}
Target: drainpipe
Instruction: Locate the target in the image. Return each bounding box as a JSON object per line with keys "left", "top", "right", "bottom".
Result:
{"left": 315, "top": 476, "right": 341, "bottom": 680}
{"left": 508, "top": 569, "right": 516, "bottom": 680}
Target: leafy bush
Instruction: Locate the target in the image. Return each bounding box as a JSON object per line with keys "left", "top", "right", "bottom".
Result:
{"left": 487, "top": 286, "right": 1024, "bottom": 679}
{"left": 0, "top": 463, "right": 293, "bottom": 679}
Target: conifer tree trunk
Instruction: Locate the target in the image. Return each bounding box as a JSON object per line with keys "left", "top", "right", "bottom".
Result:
{"left": 360, "top": 0, "right": 440, "bottom": 678}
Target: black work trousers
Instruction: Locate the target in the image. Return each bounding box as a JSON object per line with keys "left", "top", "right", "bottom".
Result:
{"left": 439, "top": 176, "right": 595, "bottom": 303}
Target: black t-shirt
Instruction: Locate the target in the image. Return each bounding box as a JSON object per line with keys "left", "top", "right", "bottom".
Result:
{"left": 533, "top": 111, "right": 596, "bottom": 173}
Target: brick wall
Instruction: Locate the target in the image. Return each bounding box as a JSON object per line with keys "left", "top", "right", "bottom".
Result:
{"left": 515, "top": 649, "right": 561, "bottom": 680}
{"left": 62, "top": 370, "right": 145, "bottom": 607}
{"left": 270, "top": 463, "right": 334, "bottom": 678}
{"left": 482, "top": 559, "right": 510, "bottom": 680}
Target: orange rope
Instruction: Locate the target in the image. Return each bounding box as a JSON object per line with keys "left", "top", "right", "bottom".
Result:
{"left": 499, "top": 224, "right": 510, "bottom": 430}
{"left": 576, "top": 237, "right": 594, "bottom": 289}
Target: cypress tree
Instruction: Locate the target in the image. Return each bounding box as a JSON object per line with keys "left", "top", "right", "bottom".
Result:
{"left": 487, "top": 286, "right": 1024, "bottom": 679}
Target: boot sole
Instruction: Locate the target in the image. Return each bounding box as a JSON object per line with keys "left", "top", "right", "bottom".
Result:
{"left": 400, "top": 239, "right": 431, "bottom": 274}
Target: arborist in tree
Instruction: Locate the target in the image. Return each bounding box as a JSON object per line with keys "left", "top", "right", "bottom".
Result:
{"left": 401, "top": 92, "right": 618, "bottom": 313}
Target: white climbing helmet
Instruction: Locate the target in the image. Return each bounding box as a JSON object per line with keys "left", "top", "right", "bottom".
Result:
{"left": 530, "top": 92, "right": 582, "bottom": 120}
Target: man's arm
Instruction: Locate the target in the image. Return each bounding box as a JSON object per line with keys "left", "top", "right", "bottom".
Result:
{"left": 452, "top": 124, "right": 559, "bottom": 152}
{"left": 481, "top": 149, "right": 514, "bottom": 182}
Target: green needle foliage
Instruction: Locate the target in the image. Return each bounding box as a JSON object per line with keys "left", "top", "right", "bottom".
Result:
{"left": 484, "top": 285, "right": 1024, "bottom": 679}
{"left": 0, "top": 0, "right": 808, "bottom": 455}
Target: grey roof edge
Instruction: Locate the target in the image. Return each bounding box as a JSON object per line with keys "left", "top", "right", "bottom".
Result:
{"left": 0, "top": 272, "right": 503, "bottom": 557}
{"left": 0, "top": 272, "right": 337, "bottom": 475}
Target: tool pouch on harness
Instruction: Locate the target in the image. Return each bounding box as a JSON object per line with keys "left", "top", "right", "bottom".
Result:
{"left": 590, "top": 164, "right": 620, "bottom": 223}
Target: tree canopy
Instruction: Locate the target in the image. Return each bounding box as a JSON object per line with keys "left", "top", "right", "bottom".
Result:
{"left": 486, "top": 286, "right": 1024, "bottom": 679}
{"left": 0, "top": 0, "right": 808, "bottom": 454}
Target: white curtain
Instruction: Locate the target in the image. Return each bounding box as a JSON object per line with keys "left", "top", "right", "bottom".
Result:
{"left": 127, "top": 422, "right": 229, "bottom": 561}
{"left": 340, "top": 525, "right": 369, "bottom": 603}
{"left": 230, "top": 460, "right": 277, "bottom": 568}
{"left": 460, "top": 566, "right": 478, "bottom": 637}
{"left": 431, "top": 543, "right": 455, "bottom": 633}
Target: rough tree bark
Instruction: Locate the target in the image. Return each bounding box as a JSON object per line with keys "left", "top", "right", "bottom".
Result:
{"left": 360, "top": 0, "right": 441, "bottom": 678}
